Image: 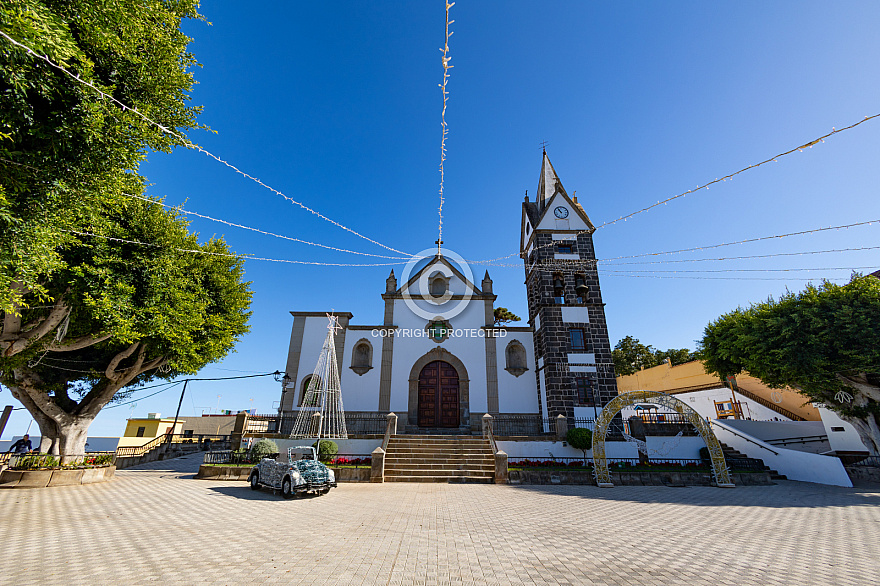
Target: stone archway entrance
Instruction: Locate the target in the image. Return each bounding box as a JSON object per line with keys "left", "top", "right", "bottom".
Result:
{"left": 592, "top": 390, "right": 734, "bottom": 488}
{"left": 408, "top": 347, "right": 470, "bottom": 430}
{"left": 417, "top": 361, "right": 460, "bottom": 427}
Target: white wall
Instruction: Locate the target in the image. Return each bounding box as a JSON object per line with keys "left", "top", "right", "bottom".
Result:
{"left": 497, "top": 439, "right": 639, "bottom": 460}
{"left": 625, "top": 386, "right": 800, "bottom": 422}
{"left": 816, "top": 406, "right": 869, "bottom": 453}
{"left": 339, "top": 331, "right": 382, "bottom": 411}
{"left": 497, "top": 331, "right": 539, "bottom": 413}
{"left": 389, "top": 292, "right": 489, "bottom": 416}
{"left": 710, "top": 419, "right": 852, "bottom": 487}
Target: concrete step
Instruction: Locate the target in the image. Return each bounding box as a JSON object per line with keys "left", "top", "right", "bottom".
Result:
{"left": 384, "top": 449, "right": 493, "bottom": 456}
{"left": 386, "top": 440, "right": 491, "bottom": 446}
{"left": 385, "top": 456, "right": 494, "bottom": 464}
{"left": 386, "top": 468, "right": 493, "bottom": 476}
{"left": 385, "top": 463, "right": 495, "bottom": 471}
{"left": 385, "top": 475, "right": 494, "bottom": 483}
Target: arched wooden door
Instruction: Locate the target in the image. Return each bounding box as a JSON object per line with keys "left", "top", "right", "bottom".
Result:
{"left": 417, "top": 360, "right": 460, "bottom": 427}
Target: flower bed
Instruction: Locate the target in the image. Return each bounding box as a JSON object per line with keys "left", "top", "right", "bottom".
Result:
{"left": 8, "top": 453, "right": 115, "bottom": 470}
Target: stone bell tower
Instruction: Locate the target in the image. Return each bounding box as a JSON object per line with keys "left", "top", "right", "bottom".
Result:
{"left": 520, "top": 151, "right": 618, "bottom": 421}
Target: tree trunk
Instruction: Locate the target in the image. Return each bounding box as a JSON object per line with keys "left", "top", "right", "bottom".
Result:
{"left": 36, "top": 417, "right": 60, "bottom": 455}
{"left": 840, "top": 413, "right": 880, "bottom": 456}
{"left": 6, "top": 383, "right": 59, "bottom": 453}
{"left": 56, "top": 420, "right": 93, "bottom": 463}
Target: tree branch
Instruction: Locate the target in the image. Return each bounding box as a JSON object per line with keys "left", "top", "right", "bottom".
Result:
{"left": 837, "top": 373, "right": 880, "bottom": 403}
{"left": 1, "top": 297, "right": 71, "bottom": 357}
{"left": 49, "top": 333, "right": 113, "bottom": 352}
{"left": 104, "top": 342, "right": 140, "bottom": 381}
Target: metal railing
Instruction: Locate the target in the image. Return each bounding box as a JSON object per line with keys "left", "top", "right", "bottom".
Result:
{"left": 116, "top": 434, "right": 166, "bottom": 458}
{"left": 116, "top": 434, "right": 230, "bottom": 458}
{"left": 508, "top": 456, "right": 767, "bottom": 472}
{"left": 203, "top": 450, "right": 254, "bottom": 466}
{"left": 245, "top": 413, "right": 388, "bottom": 436}
{"left": 764, "top": 435, "right": 828, "bottom": 447}
{"left": 846, "top": 455, "right": 880, "bottom": 467}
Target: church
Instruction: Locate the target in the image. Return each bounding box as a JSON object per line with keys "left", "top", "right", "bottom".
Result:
{"left": 278, "top": 152, "right": 618, "bottom": 432}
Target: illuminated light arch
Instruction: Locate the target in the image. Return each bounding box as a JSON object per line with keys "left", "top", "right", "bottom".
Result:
{"left": 592, "top": 390, "right": 734, "bottom": 488}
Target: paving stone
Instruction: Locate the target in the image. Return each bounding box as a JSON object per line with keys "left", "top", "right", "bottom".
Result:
{"left": 0, "top": 453, "right": 879, "bottom": 584}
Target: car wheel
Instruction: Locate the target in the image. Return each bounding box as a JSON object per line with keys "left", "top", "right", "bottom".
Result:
{"left": 249, "top": 471, "right": 260, "bottom": 490}
{"left": 281, "top": 477, "right": 293, "bottom": 499}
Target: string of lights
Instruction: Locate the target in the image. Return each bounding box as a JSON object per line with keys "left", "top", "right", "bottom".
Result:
{"left": 121, "top": 192, "right": 414, "bottom": 260}
{"left": 599, "top": 245, "right": 880, "bottom": 267}
{"left": 60, "top": 229, "right": 426, "bottom": 267}
{"left": 595, "top": 113, "right": 880, "bottom": 230}
{"left": 601, "top": 266, "right": 876, "bottom": 274}
{"left": 600, "top": 272, "right": 852, "bottom": 282}
{"left": 437, "top": 1, "right": 454, "bottom": 255}
{"left": 599, "top": 218, "right": 879, "bottom": 261}
{"left": 0, "top": 31, "right": 410, "bottom": 258}
{"left": 473, "top": 114, "right": 880, "bottom": 264}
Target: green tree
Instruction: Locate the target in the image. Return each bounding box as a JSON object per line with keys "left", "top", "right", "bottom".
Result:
{"left": 566, "top": 427, "right": 593, "bottom": 464}
{"left": 613, "top": 336, "right": 698, "bottom": 376}
{"left": 700, "top": 275, "right": 880, "bottom": 454}
{"left": 654, "top": 348, "right": 699, "bottom": 367}
{"left": 0, "top": 0, "right": 236, "bottom": 459}
{"left": 493, "top": 307, "right": 521, "bottom": 326}
{"left": 612, "top": 336, "right": 657, "bottom": 376}
{"left": 0, "top": 0, "right": 203, "bottom": 312}
{"left": 0, "top": 197, "right": 252, "bottom": 457}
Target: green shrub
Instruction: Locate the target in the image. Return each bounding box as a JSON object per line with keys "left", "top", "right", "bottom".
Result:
{"left": 313, "top": 439, "right": 338, "bottom": 461}
{"left": 566, "top": 427, "right": 593, "bottom": 462}
{"left": 249, "top": 439, "right": 279, "bottom": 460}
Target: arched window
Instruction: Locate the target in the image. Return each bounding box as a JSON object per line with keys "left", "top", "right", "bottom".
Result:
{"left": 504, "top": 341, "right": 529, "bottom": 377}
{"left": 299, "top": 375, "right": 322, "bottom": 407}
{"left": 350, "top": 339, "right": 373, "bottom": 375}
{"left": 430, "top": 276, "right": 447, "bottom": 297}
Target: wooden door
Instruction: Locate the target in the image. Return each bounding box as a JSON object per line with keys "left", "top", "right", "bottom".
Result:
{"left": 418, "top": 361, "right": 459, "bottom": 428}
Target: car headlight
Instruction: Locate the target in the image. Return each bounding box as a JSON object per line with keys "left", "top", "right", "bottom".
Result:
{"left": 291, "top": 470, "right": 301, "bottom": 481}
{"left": 328, "top": 469, "right": 335, "bottom": 482}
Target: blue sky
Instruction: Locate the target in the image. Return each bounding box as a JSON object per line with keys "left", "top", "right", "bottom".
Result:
{"left": 5, "top": 1, "right": 880, "bottom": 439}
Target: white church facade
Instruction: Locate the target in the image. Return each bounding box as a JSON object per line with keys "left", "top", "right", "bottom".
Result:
{"left": 279, "top": 152, "right": 619, "bottom": 433}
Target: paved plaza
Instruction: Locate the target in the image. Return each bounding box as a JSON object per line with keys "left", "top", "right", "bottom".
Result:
{"left": 2, "top": 454, "right": 880, "bottom": 585}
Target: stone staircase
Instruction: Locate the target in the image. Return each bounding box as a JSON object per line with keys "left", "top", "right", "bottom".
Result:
{"left": 384, "top": 435, "right": 495, "bottom": 483}
{"left": 719, "top": 441, "right": 787, "bottom": 480}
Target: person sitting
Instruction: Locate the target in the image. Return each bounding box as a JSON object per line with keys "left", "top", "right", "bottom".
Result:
{"left": 8, "top": 434, "right": 33, "bottom": 454}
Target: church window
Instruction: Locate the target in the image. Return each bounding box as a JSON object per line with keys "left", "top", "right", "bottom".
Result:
{"left": 574, "top": 274, "right": 589, "bottom": 303}
{"left": 350, "top": 339, "right": 373, "bottom": 375}
{"left": 552, "top": 272, "right": 565, "bottom": 303}
{"left": 426, "top": 319, "right": 452, "bottom": 343}
{"left": 575, "top": 375, "right": 596, "bottom": 406}
{"left": 430, "top": 277, "right": 447, "bottom": 297}
{"left": 299, "top": 375, "right": 322, "bottom": 407}
{"left": 504, "top": 341, "right": 529, "bottom": 377}
{"left": 557, "top": 243, "right": 573, "bottom": 254}
{"left": 569, "top": 328, "right": 587, "bottom": 351}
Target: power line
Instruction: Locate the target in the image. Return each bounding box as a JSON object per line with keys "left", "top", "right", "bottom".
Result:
{"left": 437, "top": 1, "right": 454, "bottom": 255}
{"left": 0, "top": 30, "right": 411, "bottom": 258}
{"left": 122, "top": 193, "right": 413, "bottom": 260}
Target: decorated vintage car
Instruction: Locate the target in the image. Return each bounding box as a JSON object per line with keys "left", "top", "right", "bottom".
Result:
{"left": 249, "top": 446, "right": 336, "bottom": 497}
